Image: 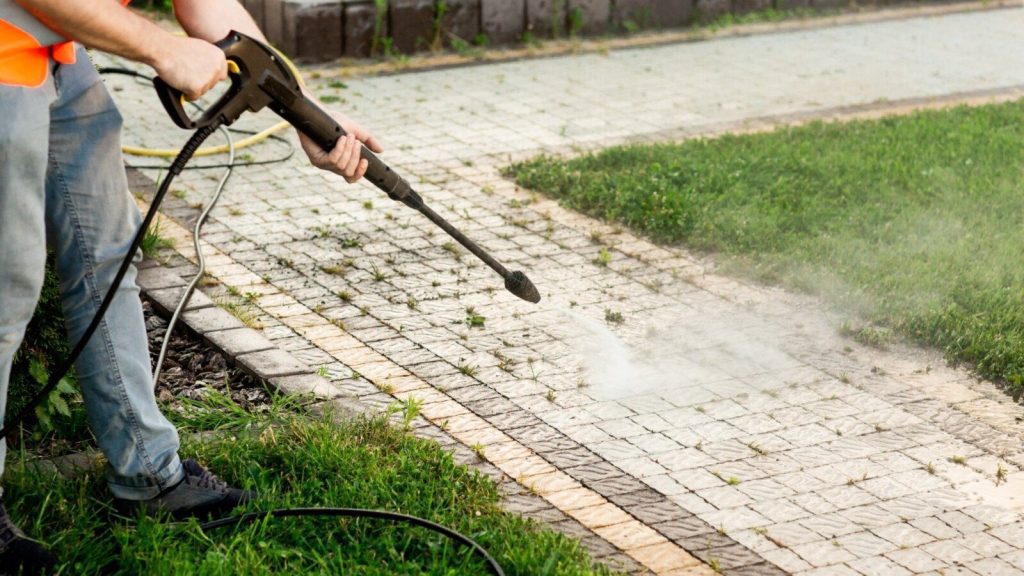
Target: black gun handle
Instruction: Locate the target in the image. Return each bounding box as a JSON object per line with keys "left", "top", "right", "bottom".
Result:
{"left": 154, "top": 60, "right": 243, "bottom": 130}
{"left": 153, "top": 76, "right": 196, "bottom": 129}
{"left": 274, "top": 93, "right": 416, "bottom": 205}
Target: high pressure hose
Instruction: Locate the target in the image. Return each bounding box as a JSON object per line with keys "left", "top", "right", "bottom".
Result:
{"left": 96, "top": 65, "right": 277, "bottom": 386}
{"left": 199, "top": 508, "right": 505, "bottom": 575}
{"left": 0, "top": 122, "right": 221, "bottom": 441}
{"left": 150, "top": 120, "right": 235, "bottom": 387}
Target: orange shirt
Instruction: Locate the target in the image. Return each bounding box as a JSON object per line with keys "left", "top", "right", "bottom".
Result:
{"left": 0, "top": 0, "right": 132, "bottom": 87}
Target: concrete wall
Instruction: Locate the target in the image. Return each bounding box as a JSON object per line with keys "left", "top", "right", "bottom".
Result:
{"left": 243, "top": 0, "right": 924, "bottom": 62}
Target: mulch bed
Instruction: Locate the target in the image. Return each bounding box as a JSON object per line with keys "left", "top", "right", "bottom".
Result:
{"left": 144, "top": 300, "right": 271, "bottom": 412}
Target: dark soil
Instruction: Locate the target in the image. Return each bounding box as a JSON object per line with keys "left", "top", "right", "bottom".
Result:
{"left": 144, "top": 300, "right": 271, "bottom": 411}
{"left": 11, "top": 300, "right": 274, "bottom": 456}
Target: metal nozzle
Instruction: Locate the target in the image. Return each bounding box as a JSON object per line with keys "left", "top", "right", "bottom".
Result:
{"left": 505, "top": 271, "right": 541, "bottom": 303}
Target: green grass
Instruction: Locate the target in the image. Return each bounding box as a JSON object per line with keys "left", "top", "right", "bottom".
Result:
{"left": 141, "top": 219, "right": 173, "bottom": 258}
{"left": 511, "top": 100, "right": 1024, "bottom": 396}
{"left": 702, "top": 7, "right": 826, "bottom": 30}
{"left": 129, "top": 0, "right": 173, "bottom": 13}
{"left": 4, "top": 396, "right": 614, "bottom": 575}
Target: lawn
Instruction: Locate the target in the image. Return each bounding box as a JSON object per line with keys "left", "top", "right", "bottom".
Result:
{"left": 511, "top": 100, "right": 1024, "bottom": 395}
{"left": 4, "top": 393, "right": 615, "bottom": 575}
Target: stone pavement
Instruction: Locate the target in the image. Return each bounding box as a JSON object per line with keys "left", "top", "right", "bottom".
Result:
{"left": 104, "top": 6, "right": 1024, "bottom": 575}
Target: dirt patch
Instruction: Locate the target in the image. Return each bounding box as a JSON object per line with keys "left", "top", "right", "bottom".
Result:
{"left": 144, "top": 300, "right": 271, "bottom": 411}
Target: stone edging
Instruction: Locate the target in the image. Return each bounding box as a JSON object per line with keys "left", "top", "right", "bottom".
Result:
{"left": 136, "top": 259, "right": 369, "bottom": 418}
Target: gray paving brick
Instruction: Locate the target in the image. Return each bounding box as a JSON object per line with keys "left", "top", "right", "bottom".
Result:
{"left": 237, "top": 348, "right": 314, "bottom": 379}
{"left": 800, "top": 565, "right": 862, "bottom": 576}
{"left": 800, "top": 513, "right": 861, "bottom": 540}
{"left": 838, "top": 504, "right": 901, "bottom": 530}
{"left": 750, "top": 498, "right": 811, "bottom": 524}
{"left": 696, "top": 543, "right": 764, "bottom": 570}
{"left": 791, "top": 538, "right": 857, "bottom": 567}
{"left": 990, "top": 522, "right": 1024, "bottom": 548}
{"left": 872, "top": 522, "right": 935, "bottom": 549}
{"left": 835, "top": 531, "right": 896, "bottom": 558}
{"left": 846, "top": 555, "right": 912, "bottom": 576}
{"left": 761, "top": 547, "right": 812, "bottom": 573}
{"left": 765, "top": 521, "right": 823, "bottom": 547}
{"left": 956, "top": 531, "right": 1015, "bottom": 558}
{"left": 727, "top": 562, "right": 788, "bottom": 576}
{"left": 921, "top": 538, "right": 983, "bottom": 565}
{"left": 968, "top": 557, "right": 1024, "bottom": 576}
{"left": 696, "top": 485, "right": 754, "bottom": 509}
{"left": 569, "top": 470, "right": 638, "bottom": 496}
{"left": 622, "top": 499, "right": 688, "bottom": 525}
{"left": 911, "top": 516, "right": 961, "bottom": 541}
{"left": 203, "top": 326, "right": 277, "bottom": 357}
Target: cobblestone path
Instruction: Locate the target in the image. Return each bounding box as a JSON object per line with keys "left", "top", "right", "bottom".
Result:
{"left": 106, "top": 6, "right": 1024, "bottom": 575}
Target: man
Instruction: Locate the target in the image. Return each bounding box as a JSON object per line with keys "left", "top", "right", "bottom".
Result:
{"left": 0, "top": 0, "right": 382, "bottom": 572}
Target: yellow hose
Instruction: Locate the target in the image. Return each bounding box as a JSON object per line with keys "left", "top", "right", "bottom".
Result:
{"left": 122, "top": 120, "right": 292, "bottom": 158}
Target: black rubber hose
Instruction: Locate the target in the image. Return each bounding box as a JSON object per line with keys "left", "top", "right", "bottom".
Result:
{"left": 198, "top": 507, "right": 506, "bottom": 576}
{"left": 0, "top": 123, "right": 220, "bottom": 439}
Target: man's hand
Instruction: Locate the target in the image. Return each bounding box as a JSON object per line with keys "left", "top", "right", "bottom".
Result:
{"left": 299, "top": 111, "right": 384, "bottom": 184}
{"left": 151, "top": 36, "right": 229, "bottom": 101}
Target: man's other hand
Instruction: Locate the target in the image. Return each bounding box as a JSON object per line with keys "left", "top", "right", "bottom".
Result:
{"left": 299, "top": 111, "right": 384, "bottom": 184}
{"left": 152, "top": 37, "right": 228, "bottom": 101}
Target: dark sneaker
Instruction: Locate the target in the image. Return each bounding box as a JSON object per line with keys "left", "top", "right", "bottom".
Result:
{"left": 113, "top": 459, "right": 255, "bottom": 520}
{"left": 0, "top": 502, "right": 57, "bottom": 576}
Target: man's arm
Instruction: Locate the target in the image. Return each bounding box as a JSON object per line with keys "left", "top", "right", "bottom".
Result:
{"left": 22, "top": 0, "right": 382, "bottom": 183}
{"left": 15, "top": 0, "right": 227, "bottom": 100}
{"left": 172, "top": 0, "right": 263, "bottom": 44}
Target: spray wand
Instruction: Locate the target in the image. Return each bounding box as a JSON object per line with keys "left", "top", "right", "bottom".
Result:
{"left": 154, "top": 31, "right": 541, "bottom": 304}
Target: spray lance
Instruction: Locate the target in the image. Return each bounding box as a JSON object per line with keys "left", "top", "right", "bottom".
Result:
{"left": 154, "top": 31, "right": 541, "bottom": 304}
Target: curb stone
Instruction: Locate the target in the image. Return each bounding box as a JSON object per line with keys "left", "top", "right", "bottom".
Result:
{"left": 135, "top": 257, "right": 367, "bottom": 420}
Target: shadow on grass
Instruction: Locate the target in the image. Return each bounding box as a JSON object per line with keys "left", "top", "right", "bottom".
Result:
{"left": 4, "top": 400, "right": 617, "bottom": 575}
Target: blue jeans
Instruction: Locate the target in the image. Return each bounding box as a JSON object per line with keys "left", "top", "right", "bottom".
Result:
{"left": 0, "top": 48, "right": 184, "bottom": 499}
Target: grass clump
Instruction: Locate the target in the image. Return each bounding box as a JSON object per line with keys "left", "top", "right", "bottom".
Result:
{"left": 141, "top": 219, "right": 173, "bottom": 258}
{"left": 465, "top": 306, "right": 486, "bottom": 328}
{"left": 512, "top": 100, "right": 1024, "bottom": 398}
{"left": 4, "top": 401, "right": 616, "bottom": 575}
{"left": 604, "top": 309, "right": 624, "bottom": 325}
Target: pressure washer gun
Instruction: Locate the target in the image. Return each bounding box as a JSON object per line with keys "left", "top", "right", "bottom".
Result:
{"left": 153, "top": 30, "right": 540, "bottom": 304}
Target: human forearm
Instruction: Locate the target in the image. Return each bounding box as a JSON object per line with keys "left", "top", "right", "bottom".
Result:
{"left": 15, "top": 0, "right": 228, "bottom": 99}
{"left": 172, "top": 0, "right": 263, "bottom": 44}
{"left": 16, "top": 0, "right": 171, "bottom": 68}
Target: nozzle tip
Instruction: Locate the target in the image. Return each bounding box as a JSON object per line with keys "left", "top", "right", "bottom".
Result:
{"left": 505, "top": 271, "right": 541, "bottom": 304}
